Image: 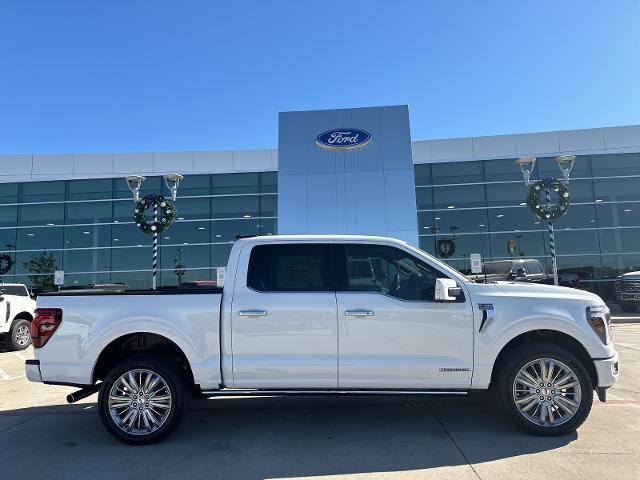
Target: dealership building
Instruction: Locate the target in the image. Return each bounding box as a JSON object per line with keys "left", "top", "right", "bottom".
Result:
{"left": 0, "top": 105, "right": 639, "bottom": 300}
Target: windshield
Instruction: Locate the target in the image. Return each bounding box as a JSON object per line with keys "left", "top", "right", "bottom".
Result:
{"left": 483, "top": 262, "right": 512, "bottom": 275}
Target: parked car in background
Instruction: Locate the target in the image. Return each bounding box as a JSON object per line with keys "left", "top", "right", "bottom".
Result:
{"left": 26, "top": 235, "right": 618, "bottom": 444}
{"left": 469, "top": 259, "right": 580, "bottom": 288}
{"left": 469, "top": 259, "right": 548, "bottom": 283}
{"left": 616, "top": 271, "right": 640, "bottom": 312}
{"left": 0, "top": 283, "right": 37, "bottom": 351}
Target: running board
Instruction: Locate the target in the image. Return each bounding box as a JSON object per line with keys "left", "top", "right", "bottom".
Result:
{"left": 200, "top": 389, "right": 468, "bottom": 397}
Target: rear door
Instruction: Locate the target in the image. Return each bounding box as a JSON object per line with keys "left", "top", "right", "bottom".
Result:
{"left": 230, "top": 243, "right": 338, "bottom": 388}
{"left": 336, "top": 243, "right": 474, "bottom": 389}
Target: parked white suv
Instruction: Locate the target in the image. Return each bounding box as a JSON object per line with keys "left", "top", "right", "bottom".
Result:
{"left": 0, "top": 283, "right": 36, "bottom": 351}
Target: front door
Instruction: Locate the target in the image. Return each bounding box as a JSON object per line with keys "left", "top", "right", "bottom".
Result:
{"left": 230, "top": 243, "right": 338, "bottom": 389}
{"left": 336, "top": 243, "right": 474, "bottom": 389}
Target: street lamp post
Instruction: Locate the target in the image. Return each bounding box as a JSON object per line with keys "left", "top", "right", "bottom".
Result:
{"left": 125, "top": 174, "right": 184, "bottom": 290}
{"left": 516, "top": 156, "right": 576, "bottom": 286}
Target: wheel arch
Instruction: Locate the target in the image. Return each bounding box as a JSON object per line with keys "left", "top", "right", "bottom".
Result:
{"left": 92, "top": 332, "right": 195, "bottom": 387}
{"left": 489, "top": 329, "right": 598, "bottom": 389}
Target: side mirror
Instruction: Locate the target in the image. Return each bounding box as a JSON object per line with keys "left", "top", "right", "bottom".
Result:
{"left": 515, "top": 268, "right": 526, "bottom": 279}
{"left": 435, "top": 278, "right": 461, "bottom": 302}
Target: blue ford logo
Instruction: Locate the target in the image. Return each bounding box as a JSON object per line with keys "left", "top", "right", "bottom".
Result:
{"left": 316, "top": 128, "right": 372, "bottom": 151}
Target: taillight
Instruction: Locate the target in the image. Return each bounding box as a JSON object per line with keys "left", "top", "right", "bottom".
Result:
{"left": 31, "top": 308, "right": 63, "bottom": 348}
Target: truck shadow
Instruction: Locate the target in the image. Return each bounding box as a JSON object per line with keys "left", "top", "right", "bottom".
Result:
{"left": 0, "top": 393, "right": 578, "bottom": 479}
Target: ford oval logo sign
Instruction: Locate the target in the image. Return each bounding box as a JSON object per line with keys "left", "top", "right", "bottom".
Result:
{"left": 316, "top": 128, "right": 372, "bottom": 151}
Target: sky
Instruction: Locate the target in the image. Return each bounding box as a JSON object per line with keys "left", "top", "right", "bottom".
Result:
{"left": 1, "top": 0, "right": 639, "bottom": 154}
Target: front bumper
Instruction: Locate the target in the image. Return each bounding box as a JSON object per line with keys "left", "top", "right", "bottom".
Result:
{"left": 25, "top": 359, "right": 42, "bottom": 383}
{"left": 593, "top": 350, "right": 619, "bottom": 388}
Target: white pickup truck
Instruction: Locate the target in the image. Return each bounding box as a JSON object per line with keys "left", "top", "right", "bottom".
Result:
{"left": 0, "top": 283, "right": 36, "bottom": 351}
{"left": 26, "top": 235, "right": 619, "bottom": 444}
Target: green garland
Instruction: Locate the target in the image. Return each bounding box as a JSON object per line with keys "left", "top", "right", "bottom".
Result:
{"left": 134, "top": 194, "right": 177, "bottom": 234}
{"left": 526, "top": 178, "right": 570, "bottom": 223}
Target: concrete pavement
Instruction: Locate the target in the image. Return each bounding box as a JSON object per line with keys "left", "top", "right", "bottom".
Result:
{"left": 1, "top": 324, "right": 639, "bottom": 480}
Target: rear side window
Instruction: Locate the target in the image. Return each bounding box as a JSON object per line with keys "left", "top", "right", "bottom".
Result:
{"left": 247, "top": 244, "right": 333, "bottom": 292}
{"left": 525, "top": 261, "right": 544, "bottom": 275}
{"left": 1, "top": 286, "right": 28, "bottom": 296}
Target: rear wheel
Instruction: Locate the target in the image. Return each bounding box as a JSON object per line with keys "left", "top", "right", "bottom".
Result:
{"left": 496, "top": 343, "right": 593, "bottom": 436}
{"left": 98, "top": 355, "right": 191, "bottom": 444}
{"left": 8, "top": 319, "right": 31, "bottom": 351}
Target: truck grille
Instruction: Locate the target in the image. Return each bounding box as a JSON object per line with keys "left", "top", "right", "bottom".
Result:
{"left": 617, "top": 280, "right": 640, "bottom": 293}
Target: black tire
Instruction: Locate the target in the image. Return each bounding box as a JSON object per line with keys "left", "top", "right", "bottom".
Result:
{"left": 8, "top": 319, "right": 31, "bottom": 351}
{"left": 619, "top": 303, "right": 637, "bottom": 313}
{"left": 495, "top": 343, "right": 593, "bottom": 436}
{"left": 98, "top": 354, "right": 191, "bottom": 445}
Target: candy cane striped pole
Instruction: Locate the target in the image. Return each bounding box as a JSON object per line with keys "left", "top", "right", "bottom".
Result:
{"left": 545, "top": 186, "right": 559, "bottom": 286}
{"left": 152, "top": 203, "right": 158, "bottom": 290}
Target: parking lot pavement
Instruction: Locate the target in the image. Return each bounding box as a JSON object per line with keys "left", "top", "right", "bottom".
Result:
{"left": 1, "top": 325, "right": 639, "bottom": 480}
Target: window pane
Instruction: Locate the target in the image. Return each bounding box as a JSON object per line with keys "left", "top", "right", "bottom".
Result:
{"left": 484, "top": 159, "right": 522, "bottom": 183}
{"left": 67, "top": 179, "right": 113, "bottom": 201}
{"left": 111, "top": 247, "right": 149, "bottom": 271}
{"left": 0, "top": 183, "right": 19, "bottom": 205}
{"left": 553, "top": 230, "right": 599, "bottom": 255}
{"left": 415, "top": 188, "right": 433, "bottom": 210}
{"left": 433, "top": 184, "right": 486, "bottom": 209}
{"left": 596, "top": 203, "right": 640, "bottom": 228}
{"left": 19, "top": 204, "right": 64, "bottom": 226}
{"left": 260, "top": 172, "right": 277, "bottom": 194}
{"left": 436, "top": 233, "right": 492, "bottom": 260}
{"left": 212, "top": 219, "right": 259, "bottom": 242}
{"left": 489, "top": 207, "right": 543, "bottom": 232}
{"left": 212, "top": 243, "right": 233, "bottom": 267}
{"left": 426, "top": 209, "right": 489, "bottom": 235}
{"left": 17, "top": 227, "right": 63, "bottom": 251}
{"left": 591, "top": 153, "right": 640, "bottom": 177}
{"left": 211, "top": 195, "right": 259, "bottom": 219}
{"left": 594, "top": 177, "right": 640, "bottom": 203}
{"left": 20, "top": 181, "right": 65, "bottom": 203}
{"left": 486, "top": 182, "right": 527, "bottom": 207}
{"left": 159, "top": 245, "right": 211, "bottom": 286}
{"left": 65, "top": 201, "right": 113, "bottom": 224}
{"left": 598, "top": 228, "right": 640, "bottom": 254}
{"left": 63, "top": 249, "right": 111, "bottom": 274}
{"left": 536, "top": 155, "right": 591, "bottom": 179}
{"left": 489, "top": 231, "right": 546, "bottom": 258}
{"left": 247, "top": 244, "right": 330, "bottom": 292}
{"left": 344, "top": 244, "right": 443, "bottom": 301}
{"left": 212, "top": 173, "right": 259, "bottom": 195}
{"left": 259, "top": 195, "right": 277, "bottom": 217}
{"left": 432, "top": 161, "right": 483, "bottom": 185}
{"left": 64, "top": 225, "right": 112, "bottom": 248}
{"left": 414, "top": 164, "right": 432, "bottom": 186}
{"left": 0, "top": 206, "right": 17, "bottom": 227}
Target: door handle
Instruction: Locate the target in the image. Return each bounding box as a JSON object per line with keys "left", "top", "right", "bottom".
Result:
{"left": 238, "top": 310, "right": 267, "bottom": 317}
{"left": 345, "top": 310, "right": 374, "bottom": 317}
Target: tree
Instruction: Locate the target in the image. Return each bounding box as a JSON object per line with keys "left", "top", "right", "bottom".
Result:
{"left": 23, "top": 251, "right": 57, "bottom": 291}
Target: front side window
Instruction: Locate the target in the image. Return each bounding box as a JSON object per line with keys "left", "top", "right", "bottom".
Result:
{"left": 342, "top": 244, "right": 445, "bottom": 301}
{"left": 525, "top": 261, "right": 544, "bottom": 275}
{"left": 247, "top": 244, "right": 332, "bottom": 292}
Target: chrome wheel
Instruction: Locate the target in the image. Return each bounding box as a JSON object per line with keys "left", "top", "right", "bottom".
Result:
{"left": 15, "top": 324, "right": 31, "bottom": 347}
{"left": 108, "top": 369, "right": 172, "bottom": 436}
{"left": 513, "top": 357, "right": 582, "bottom": 427}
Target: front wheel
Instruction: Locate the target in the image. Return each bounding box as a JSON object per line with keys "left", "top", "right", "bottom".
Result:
{"left": 496, "top": 344, "right": 593, "bottom": 436}
{"left": 98, "top": 355, "right": 191, "bottom": 444}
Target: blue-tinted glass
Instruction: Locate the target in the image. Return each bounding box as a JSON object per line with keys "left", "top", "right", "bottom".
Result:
{"left": 415, "top": 187, "right": 434, "bottom": 210}
{"left": 0, "top": 206, "right": 17, "bottom": 227}
{"left": 553, "top": 230, "right": 599, "bottom": 255}
{"left": 63, "top": 249, "right": 111, "bottom": 274}
{"left": 67, "top": 179, "right": 113, "bottom": 201}
{"left": 536, "top": 155, "right": 591, "bottom": 179}
{"left": 414, "top": 164, "right": 432, "bottom": 186}
{"left": 259, "top": 195, "right": 277, "bottom": 217}
{"left": 260, "top": 172, "right": 277, "bottom": 194}
{"left": 65, "top": 201, "right": 112, "bottom": 224}
{"left": 489, "top": 231, "right": 546, "bottom": 258}
{"left": 591, "top": 153, "right": 640, "bottom": 177}
{"left": 17, "top": 227, "right": 63, "bottom": 251}
{"left": 484, "top": 159, "right": 523, "bottom": 183}
{"left": 598, "top": 228, "right": 640, "bottom": 254}
{"left": 212, "top": 219, "right": 259, "bottom": 242}
{"left": 212, "top": 243, "right": 233, "bottom": 267}
{"left": 489, "top": 207, "right": 543, "bottom": 232}
{"left": 486, "top": 182, "right": 527, "bottom": 207}
{"left": 426, "top": 209, "right": 489, "bottom": 235}
{"left": 64, "top": 225, "right": 112, "bottom": 248}
{"left": 212, "top": 173, "right": 259, "bottom": 194}
{"left": 0, "top": 183, "right": 19, "bottom": 205}
{"left": 211, "top": 195, "right": 259, "bottom": 219}
{"left": 19, "top": 204, "right": 64, "bottom": 226}
{"left": 432, "top": 184, "right": 485, "bottom": 209}
{"left": 596, "top": 203, "right": 640, "bottom": 227}
{"left": 20, "top": 181, "right": 65, "bottom": 202}
{"left": 432, "top": 161, "right": 483, "bottom": 185}
{"left": 594, "top": 177, "right": 639, "bottom": 203}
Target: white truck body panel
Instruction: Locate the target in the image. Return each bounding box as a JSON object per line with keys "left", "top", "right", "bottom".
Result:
{"left": 0, "top": 284, "right": 36, "bottom": 335}
{"left": 28, "top": 235, "right": 618, "bottom": 393}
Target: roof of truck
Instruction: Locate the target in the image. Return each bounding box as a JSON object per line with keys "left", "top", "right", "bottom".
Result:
{"left": 237, "top": 234, "right": 411, "bottom": 244}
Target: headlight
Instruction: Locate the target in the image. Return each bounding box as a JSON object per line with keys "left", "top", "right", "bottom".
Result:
{"left": 586, "top": 305, "right": 612, "bottom": 345}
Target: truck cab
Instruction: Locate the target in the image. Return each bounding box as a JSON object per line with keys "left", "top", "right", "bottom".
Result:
{"left": 0, "top": 283, "right": 36, "bottom": 351}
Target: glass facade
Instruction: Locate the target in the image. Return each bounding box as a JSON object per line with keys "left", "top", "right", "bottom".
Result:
{"left": 415, "top": 153, "right": 640, "bottom": 300}
{"left": 0, "top": 172, "right": 276, "bottom": 291}
{"left": 1, "top": 151, "right": 638, "bottom": 301}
